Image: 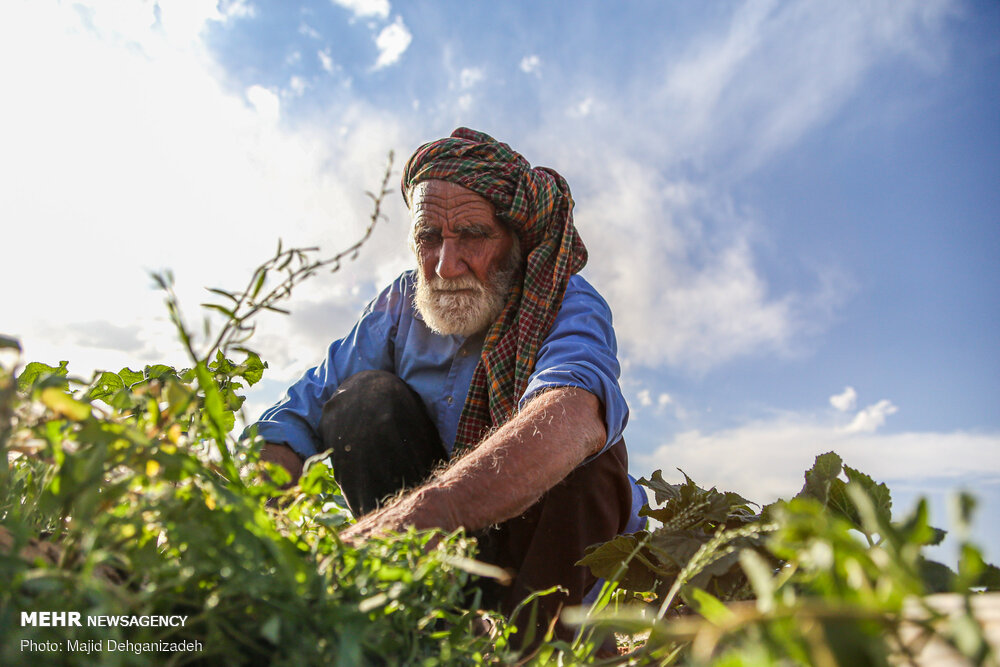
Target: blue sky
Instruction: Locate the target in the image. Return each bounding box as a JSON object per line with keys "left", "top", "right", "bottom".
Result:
{"left": 2, "top": 0, "right": 997, "bottom": 559}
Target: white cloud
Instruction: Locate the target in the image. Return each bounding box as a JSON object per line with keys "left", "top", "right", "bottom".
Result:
{"left": 1, "top": 0, "right": 962, "bottom": 396}
{"left": 246, "top": 85, "right": 281, "bottom": 121}
{"left": 635, "top": 389, "right": 674, "bottom": 411}
{"left": 650, "top": 0, "right": 955, "bottom": 172}
{"left": 570, "top": 156, "right": 806, "bottom": 370}
{"left": 299, "top": 22, "right": 321, "bottom": 40}
{"left": 845, "top": 399, "right": 899, "bottom": 434}
{"left": 830, "top": 386, "right": 858, "bottom": 412}
{"left": 0, "top": 0, "right": 417, "bottom": 383}
{"left": 520, "top": 54, "right": 541, "bottom": 75}
{"left": 288, "top": 76, "right": 308, "bottom": 97}
{"left": 330, "top": 0, "right": 390, "bottom": 21}
{"left": 637, "top": 414, "right": 1000, "bottom": 509}
{"left": 569, "top": 97, "right": 594, "bottom": 117}
{"left": 372, "top": 15, "right": 411, "bottom": 70}
{"left": 318, "top": 48, "right": 336, "bottom": 73}
{"left": 521, "top": 1, "right": 943, "bottom": 371}
{"left": 459, "top": 67, "right": 484, "bottom": 89}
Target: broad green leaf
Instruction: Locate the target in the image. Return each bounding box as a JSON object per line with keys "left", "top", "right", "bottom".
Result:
{"left": 976, "top": 562, "right": 1000, "bottom": 591}
{"left": 843, "top": 465, "right": 892, "bottom": 526}
{"left": 648, "top": 530, "right": 710, "bottom": 571}
{"left": 40, "top": 387, "right": 91, "bottom": 421}
{"left": 144, "top": 364, "right": 178, "bottom": 381}
{"left": 640, "top": 475, "right": 731, "bottom": 530}
{"left": 236, "top": 351, "right": 266, "bottom": 386}
{"left": 16, "top": 360, "right": 69, "bottom": 392}
{"left": 577, "top": 532, "right": 660, "bottom": 592}
{"left": 796, "top": 451, "right": 843, "bottom": 503}
{"left": 826, "top": 478, "right": 860, "bottom": 528}
{"left": 86, "top": 370, "right": 125, "bottom": 402}
{"left": 117, "top": 366, "right": 144, "bottom": 387}
{"left": 917, "top": 558, "right": 956, "bottom": 593}
{"left": 637, "top": 469, "right": 683, "bottom": 505}
{"left": 895, "top": 498, "right": 947, "bottom": 547}
{"left": 299, "top": 461, "right": 338, "bottom": 496}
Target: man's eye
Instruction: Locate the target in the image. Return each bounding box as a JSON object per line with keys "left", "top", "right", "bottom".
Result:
{"left": 416, "top": 231, "right": 441, "bottom": 245}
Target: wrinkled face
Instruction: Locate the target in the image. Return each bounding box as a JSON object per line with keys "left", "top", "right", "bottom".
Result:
{"left": 409, "top": 180, "right": 521, "bottom": 336}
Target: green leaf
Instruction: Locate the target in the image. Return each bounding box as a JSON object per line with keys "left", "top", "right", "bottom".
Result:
{"left": 207, "top": 287, "right": 239, "bottom": 303}
{"left": 918, "top": 558, "right": 957, "bottom": 593}
{"left": 251, "top": 270, "right": 267, "bottom": 299}
{"left": 16, "top": 360, "right": 69, "bottom": 392}
{"left": 144, "top": 364, "right": 179, "bottom": 382}
{"left": 976, "top": 562, "right": 1000, "bottom": 591}
{"left": 577, "top": 532, "right": 660, "bottom": 592}
{"left": 201, "top": 303, "right": 236, "bottom": 319}
{"left": 236, "top": 351, "right": 266, "bottom": 386}
{"left": 639, "top": 473, "right": 732, "bottom": 531}
{"left": 826, "top": 478, "right": 860, "bottom": 528}
{"left": 648, "top": 530, "right": 710, "bottom": 571}
{"left": 637, "top": 469, "right": 684, "bottom": 505}
{"left": 0, "top": 334, "right": 21, "bottom": 351}
{"left": 895, "top": 498, "right": 946, "bottom": 547}
{"left": 117, "top": 366, "right": 144, "bottom": 387}
{"left": 195, "top": 361, "right": 230, "bottom": 449}
{"left": 40, "top": 387, "right": 91, "bottom": 421}
{"left": 86, "top": 371, "right": 125, "bottom": 402}
{"left": 739, "top": 549, "right": 775, "bottom": 611}
{"left": 796, "top": 451, "right": 843, "bottom": 504}
{"left": 682, "top": 586, "right": 734, "bottom": 625}
{"left": 299, "top": 461, "right": 339, "bottom": 496}
{"left": 843, "top": 465, "right": 892, "bottom": 526}
{"left": 260, "top": 615, "right": 281, "bottom": 644}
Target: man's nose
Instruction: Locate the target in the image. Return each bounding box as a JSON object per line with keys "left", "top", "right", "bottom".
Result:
{"left": 435, "top": 240, "right": 467, "bottom": 280}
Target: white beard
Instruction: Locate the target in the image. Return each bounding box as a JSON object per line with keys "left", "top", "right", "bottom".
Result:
{"left": 414, "top": 245, "right": 522, "bottom": 337}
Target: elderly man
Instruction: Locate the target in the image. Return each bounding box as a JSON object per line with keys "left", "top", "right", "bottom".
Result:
{"left": 252, "top": 128, "right": 645, "bottom": 633}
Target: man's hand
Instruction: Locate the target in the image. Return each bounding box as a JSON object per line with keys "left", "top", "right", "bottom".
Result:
{"left": 338, "top": 386, "right": 606, "bottom": 542}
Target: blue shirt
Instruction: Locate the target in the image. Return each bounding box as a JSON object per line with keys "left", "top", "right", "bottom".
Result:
{"left": 252, "top": 270, "right": 646, "bottom": 532}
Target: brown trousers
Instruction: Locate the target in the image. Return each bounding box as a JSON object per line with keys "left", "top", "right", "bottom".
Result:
{"left": 320, "top": 370, "right": 633, "bottom": 638}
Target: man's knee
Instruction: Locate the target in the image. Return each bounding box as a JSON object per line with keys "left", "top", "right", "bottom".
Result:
{"left": 318, "top": 370, "right": 446, "bottom": 515}
{"left": 324, "top": 369, "right": 412, "bottom": 412}
{"left": 320, "top": 370, "right": 430, "bottom": 437}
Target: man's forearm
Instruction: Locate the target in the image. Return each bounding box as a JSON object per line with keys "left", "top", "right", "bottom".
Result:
{"left": 260, "top": 442, "right": 304, "bottom": 487}
{"left": 342, "top": 387, "right": 607, "bottom": 539}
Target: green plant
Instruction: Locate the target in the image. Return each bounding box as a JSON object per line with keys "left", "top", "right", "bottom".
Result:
{"left": 567, "top": 453, "right": 1000, "bottom": 666}
{"left": 0, "top": 155, "right": 524, "bottom": 665}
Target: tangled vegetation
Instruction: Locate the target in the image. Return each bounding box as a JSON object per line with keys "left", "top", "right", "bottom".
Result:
{"left": 2, "top": 161, "right": 997, "bottom": 665}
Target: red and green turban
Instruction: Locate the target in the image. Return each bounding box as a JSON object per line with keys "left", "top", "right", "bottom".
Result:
{"left": 401, "top": 127, "right": 589, "bottom": 454}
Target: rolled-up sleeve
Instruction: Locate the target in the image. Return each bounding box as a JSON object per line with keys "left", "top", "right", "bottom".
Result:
{"left": 518, "top": 276, "right": 629, "bottom": 454}
{"left": 246, "top": 278, "right": 402, "bottom": 459}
